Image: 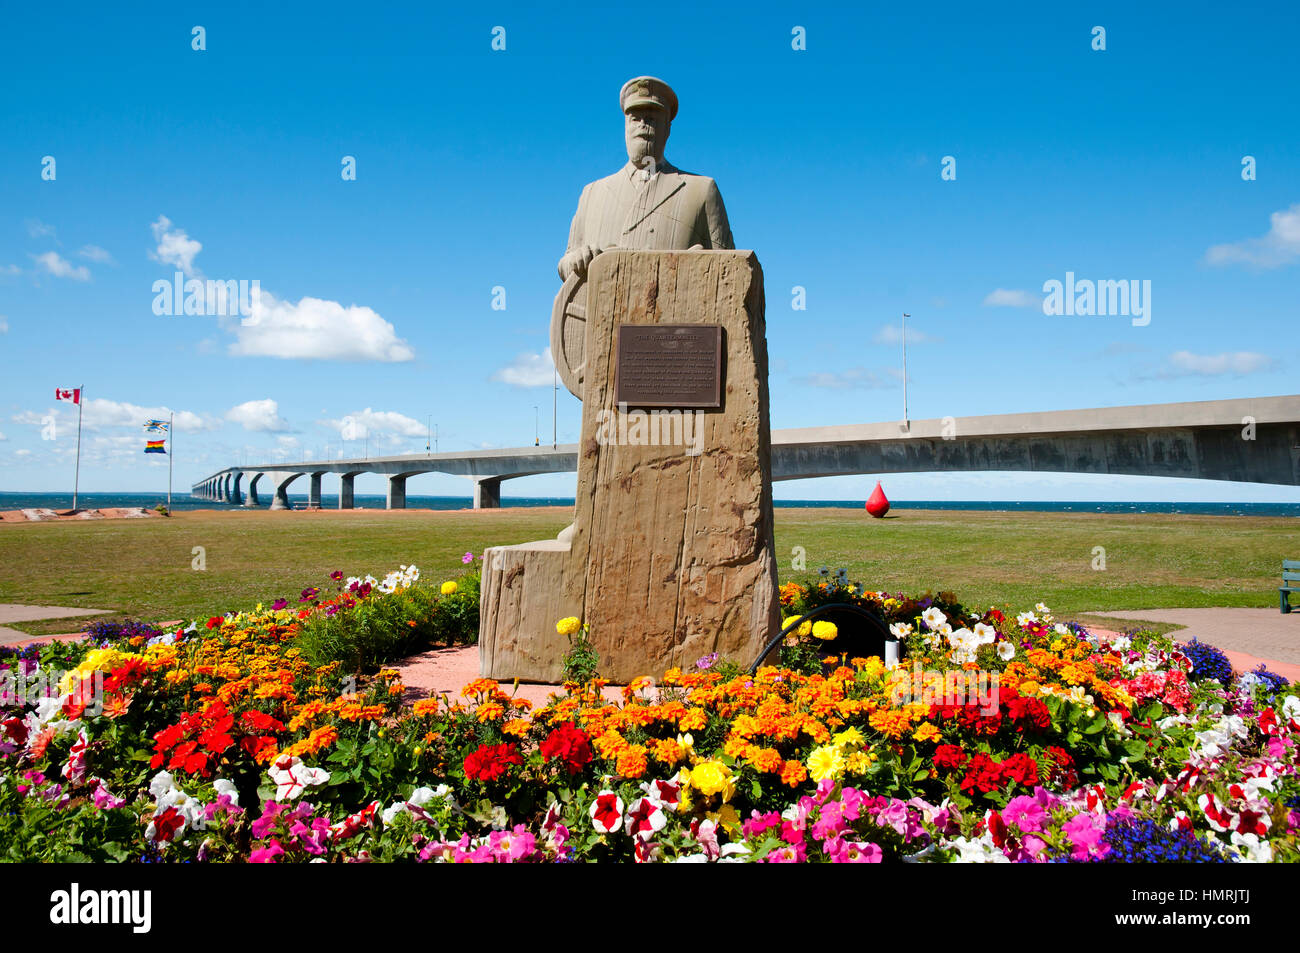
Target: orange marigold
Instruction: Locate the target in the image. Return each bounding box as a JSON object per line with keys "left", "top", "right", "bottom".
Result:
{"left": 615, "top": 744, "right": 648, "bottom": 779}
{"left": 652, "top": 738, "right": 685, "bottom": 765}
{"left": 780, "top": 759, "right": 808, "bottom": 787}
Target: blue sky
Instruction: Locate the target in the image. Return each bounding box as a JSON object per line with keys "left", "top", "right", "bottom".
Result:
{"left": 1, "top": 2, "right": 1297, "bottom": 503}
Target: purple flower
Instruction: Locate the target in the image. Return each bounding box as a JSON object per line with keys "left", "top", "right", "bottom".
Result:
{"left": 271, "top": 598, "right": 288, "bottom": 611}
{"left": 1063, "top": 813, "right": 1110, "bottom": 860}
{"left": 462, "top": 552, "right": 474, "bottom": 564}
{"left": 695, "top": 653, "right": 719, "bottom": 671}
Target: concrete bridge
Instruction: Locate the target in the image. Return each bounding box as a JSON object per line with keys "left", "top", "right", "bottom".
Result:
{"left": 191, "top": 395, "right": 1300, "bottom": 509}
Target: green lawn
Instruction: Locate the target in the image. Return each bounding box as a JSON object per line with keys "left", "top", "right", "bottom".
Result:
{"left": 0, "top": 506, "right": 1294, "bottom": 636}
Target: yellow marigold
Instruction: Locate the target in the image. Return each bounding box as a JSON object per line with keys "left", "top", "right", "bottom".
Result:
{"left": 687, "top": 760, "right": 735, "bottom": 801}
{"left": 555, "top": 616, "right": 583, "bottom": 637}
{"left": 812, "top": 621, "right": 838, "bottom": 641}
{"left": 388, "top": 683, "right": 404, "bottom": 696}
{"left": 164, "top": 669, "right": 190, "bottom": 686}
{"left": 1019, "top": 679, "right": 1041, "bottom": 696}
{"left": 807, "top": 744, "right": 845, "bottom": 782}
{"left": 615, "top": 744, "right": 649, "bottom": 779}
{"left": 502, "top": 718, "right": 532, "bottom": 737}
{"left": 441, "top": 581, "right": 458, "bottom": 595}
{"left": 845, "top": 750, "right": 876, "bottom": 774}
{"left": 833, "top": 726, "right": 864, "bottom": 748}
{"left": 780, "top": 759, "right": 808, "bottom": 787}
{"left": 476, "top": 701, "right": 505, "bottom": 723}
{"left": 412, "top": 698, "right": 440, "bottom": 717}
{"left": 912, "top": 722, "right": 942, "bottom": 743}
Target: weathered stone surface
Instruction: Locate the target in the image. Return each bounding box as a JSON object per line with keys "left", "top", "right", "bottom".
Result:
{"left": 481, "top": 249, "right": 780, "bottom": 682}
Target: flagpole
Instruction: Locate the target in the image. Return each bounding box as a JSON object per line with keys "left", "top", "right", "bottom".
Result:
{"left": 168, "top": 411, "right": 174, "bottom": 508}
{"left": 73, "top": 386, "right": 84, "bottom": 511}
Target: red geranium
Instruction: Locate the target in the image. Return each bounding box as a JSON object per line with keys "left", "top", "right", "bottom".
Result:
{"left": 1000, "top": 753, "right": 1040, "bottom": 787}
{"left": 463, "top": 742, "right": 522, "bottom": 782}
{"left": 540, "top": 722, "right": 593, "bottom": 774}
{"left": 1006, "top": 696, "right": 1051, "bottom": 733}
{"left": 932, "top": 744, "right": 967, "bottom": 773}
{"left": 959, "top": 753, "right": 1003, "bottom": 794}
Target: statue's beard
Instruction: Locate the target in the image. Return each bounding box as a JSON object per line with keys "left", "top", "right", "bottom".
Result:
{"left": 627, "top": 136, "right": 659, "bottom": 167}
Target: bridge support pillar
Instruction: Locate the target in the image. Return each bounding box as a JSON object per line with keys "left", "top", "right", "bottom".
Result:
{"left": 230, "top": 472, "right": 243, "bottom": 506}
{"left": 243, "top": 478, "right": 260, "bottom": 508}
{"left": 473, "top": 477, "right": 501, "bottom": 509}
{"left": 269, "top": 476, "right": 294, "bottom": 511}
{"left": 339, "top": 473, "right": 356, "bottom": 510}
{"left": 386, "top": 474, "right": 407, "bottom": 510}
{"left": 308, "top": 473, "right": 322, "bottom": 508}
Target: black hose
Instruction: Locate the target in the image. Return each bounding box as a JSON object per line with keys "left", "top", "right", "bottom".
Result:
{"left": 749, "top": 603, "right": 894, "bottom": 674}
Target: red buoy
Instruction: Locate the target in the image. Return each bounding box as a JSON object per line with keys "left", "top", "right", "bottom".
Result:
{"left": 865, "top": 481, "right": 890, "bottom": 518}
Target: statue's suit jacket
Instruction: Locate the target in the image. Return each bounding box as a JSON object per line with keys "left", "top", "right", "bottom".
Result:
{"left": 561, "top": 161, "right": 734, "bottom": 274}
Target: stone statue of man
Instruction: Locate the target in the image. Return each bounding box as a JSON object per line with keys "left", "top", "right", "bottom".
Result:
{"left": 558, "top": 76, "right": 734, "bottom": 282}
{"left": 552, "top": 77, "right": 735, "bottom": 396}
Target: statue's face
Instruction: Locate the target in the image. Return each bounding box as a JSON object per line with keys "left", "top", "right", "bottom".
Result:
{"left": 625, "top": 105, "right": 669, "bottom": 168}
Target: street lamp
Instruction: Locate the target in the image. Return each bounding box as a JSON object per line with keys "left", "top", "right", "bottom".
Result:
{"left": 534, "top": 405, "right": 539, "bottom": 447}
{"left": 900, "top": 312, "right": 910, "bottom": 433}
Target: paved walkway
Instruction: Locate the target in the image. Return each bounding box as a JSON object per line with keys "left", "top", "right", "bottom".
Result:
{"left": 394, "top": 645, "right": 626, "bottom": 708}
{"left": 1088, "top": 608, "right": 1300, "bottom": 665}
{"left": 0, "top": 604, "right": 113, "bottom": 645}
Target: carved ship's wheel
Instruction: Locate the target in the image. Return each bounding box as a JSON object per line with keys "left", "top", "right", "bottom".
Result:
{"left": 550, "top": 271, "right": 588, "bottom": 399}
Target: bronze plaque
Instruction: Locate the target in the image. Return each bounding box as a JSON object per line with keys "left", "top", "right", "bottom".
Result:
{"left": 615, "top": 324, "right": 723, "bottom": 408}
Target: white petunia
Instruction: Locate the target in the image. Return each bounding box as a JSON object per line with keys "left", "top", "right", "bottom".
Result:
{"left": 996, "top": 642, "right": 1015, "bottom": 661}
{"left": 269, "top": 755, "right": 330, "bottom": 801}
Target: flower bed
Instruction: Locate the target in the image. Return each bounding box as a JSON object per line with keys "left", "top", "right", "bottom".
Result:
{"left": 1, "top": 570, "right": 1296, "bottom": 863}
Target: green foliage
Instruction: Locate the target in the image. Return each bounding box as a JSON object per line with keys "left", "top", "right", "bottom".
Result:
{"left": 296, "top": 575, "right": 479, "bottom": 673}
{"left": 560, "top": 624, "right": 600, "bottom": 684}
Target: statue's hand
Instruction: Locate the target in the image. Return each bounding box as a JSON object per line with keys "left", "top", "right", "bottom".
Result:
{"left": 558, "top": 244, "right": 601, "bottom": 281}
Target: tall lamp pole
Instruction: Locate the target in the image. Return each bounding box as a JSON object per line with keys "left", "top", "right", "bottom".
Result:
{"left": 552, "top": 368, "right": 557, "bottom": 449}
{"left": 901, "top": 313, "right": 910, "bottom": 432}
{"left": 534, "top": 405, "right": 539, "bottom": 446}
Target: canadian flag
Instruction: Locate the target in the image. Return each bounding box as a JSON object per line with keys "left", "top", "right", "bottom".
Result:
{"left": 55, "top": 387, "right": 81, "bottom": 404}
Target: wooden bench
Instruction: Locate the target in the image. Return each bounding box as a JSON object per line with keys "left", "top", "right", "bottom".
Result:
{"left": 1283, "top": 560, "right": 1300, "bottom": 614}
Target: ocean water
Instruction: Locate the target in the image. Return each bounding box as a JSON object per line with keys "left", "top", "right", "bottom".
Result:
{"left": 1, "top": 491, "right": 1297, "bottom": 517}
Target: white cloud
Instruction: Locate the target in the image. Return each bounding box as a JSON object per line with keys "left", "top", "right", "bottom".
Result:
{"left": 873, "top": 324, "right": 940, "bottom": 345}
{"left": 0, "top": 265, "right": 19, "bottom": 277}
{"left": 0, "top": 431, "right": 6, "bottom": 440}
{"left": 77, "top": 245, "right": 115, "bottom": 264}
{"left": 230, "top": 291, "right": 414, "bottom": 362}
{"left": 26, "top": 219, "right": 57, "bottom": 240}
{"left": 149, "top": 215, "right": 203, "bottom": 277}
{"left": 982, "top": 288, "right": 1038, "bottom": 308}
{"left": 492, "top": 348, "right": 556, "bottom": 387}
{"left": 1165, "top": 350, "right": 1276, "bottom": 377}
{"left": 323, "top": 408, "right": 425, "bottom": 440}
{"left": 1205, "top": 204, "right": 1300, "bottom": 268}
{"left": 226, "top": 398, "right": 292, "bottom": 432}
{"left": 0, "top": 316, "right": 7, "bottom": 333}
{"left": 15, "top": 398, "right": 221, "bottom": 433}
{"left": 14, "top": 449, "right": 31, "bottom": 458}
{"left": 795, "top": 367, "right": 897, "bottom": 390}
{"left": 31, "top": 251, "right": 91, "bottom": 282}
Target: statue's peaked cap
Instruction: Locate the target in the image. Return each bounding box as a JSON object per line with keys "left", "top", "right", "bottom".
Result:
{"left": 619, "top": 76, "right": 678, "bottom": 120}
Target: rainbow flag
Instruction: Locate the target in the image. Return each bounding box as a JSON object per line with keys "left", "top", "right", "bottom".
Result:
{"left": 144, "top": 440, "right": 167, "bottom": 454}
